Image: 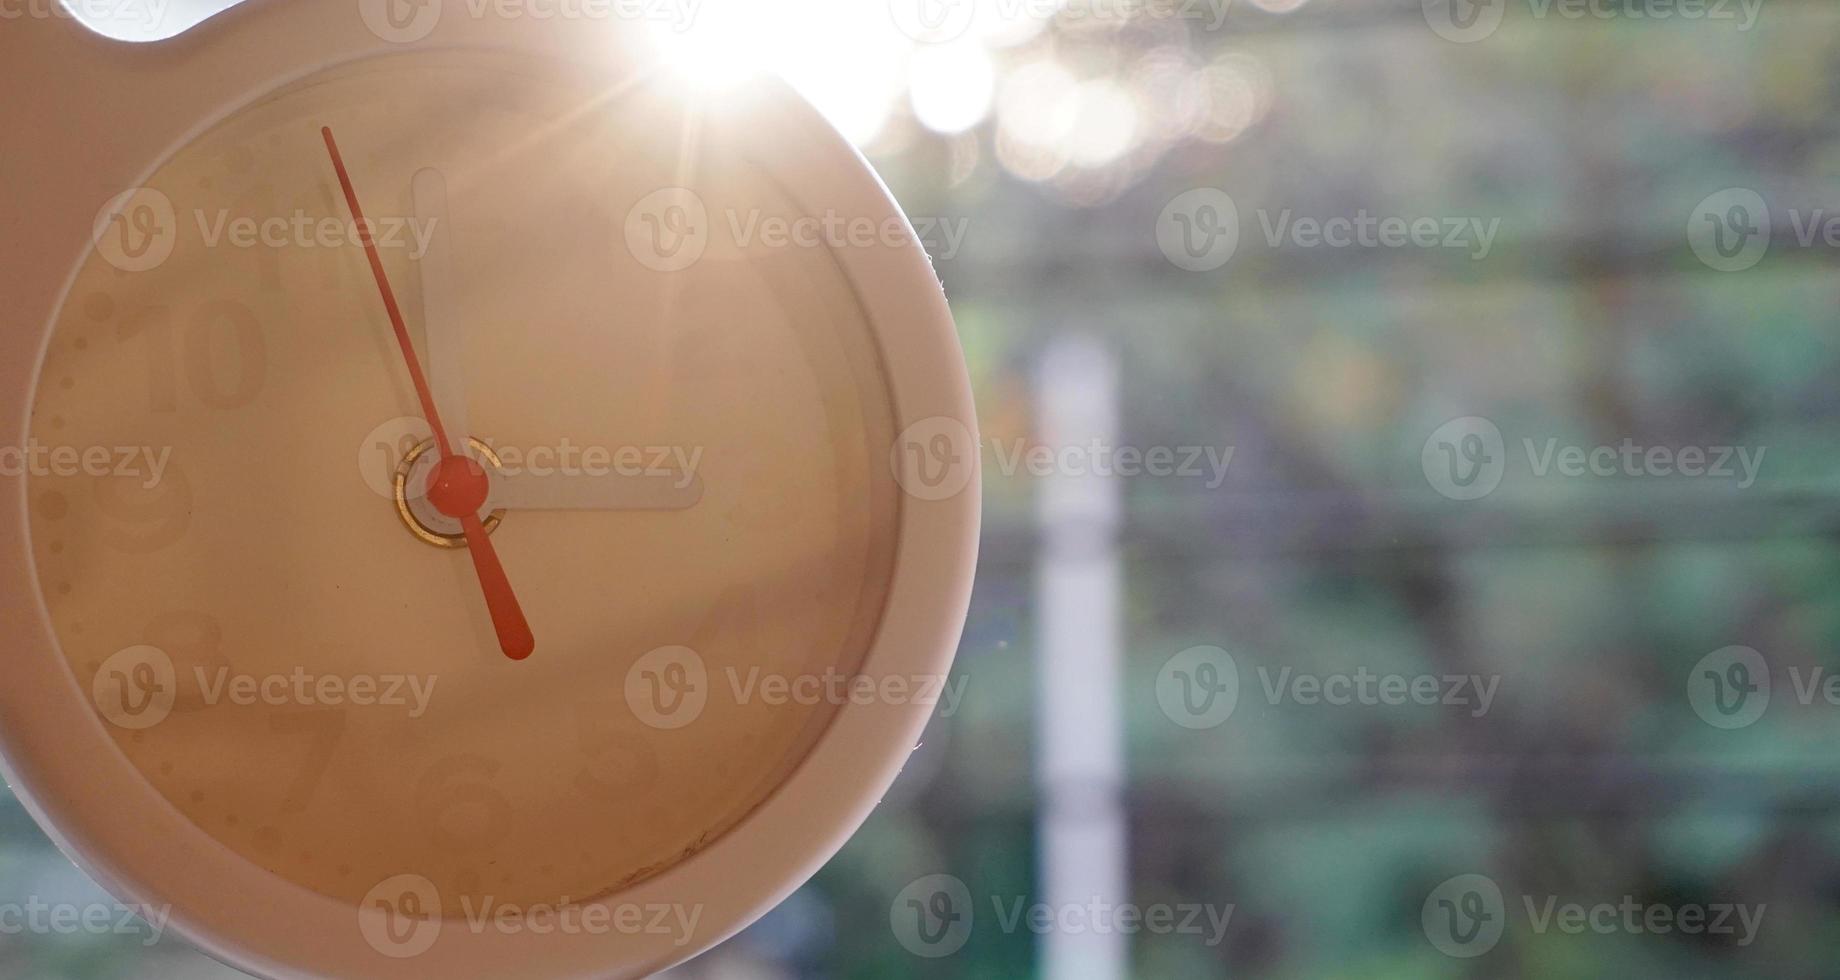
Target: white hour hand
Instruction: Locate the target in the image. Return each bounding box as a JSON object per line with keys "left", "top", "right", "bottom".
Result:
{"left": 489, "top": 469, "right": 704, "bottom": 512}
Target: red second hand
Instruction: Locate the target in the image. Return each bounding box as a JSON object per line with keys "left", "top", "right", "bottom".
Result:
{"left": 322, "top": 126, "right": 535, "bottom": 661}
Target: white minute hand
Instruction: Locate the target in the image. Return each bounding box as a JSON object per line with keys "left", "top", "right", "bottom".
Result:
{"left": 411, "top": 166, "right": 471, "bottom": 446}
{"left": 411, "top": 168, "right": 704, "bottom": 514}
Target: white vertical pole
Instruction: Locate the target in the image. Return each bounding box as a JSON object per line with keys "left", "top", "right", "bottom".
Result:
{"left": 1035, "top": 337, "right": 1126, "bottom": 980}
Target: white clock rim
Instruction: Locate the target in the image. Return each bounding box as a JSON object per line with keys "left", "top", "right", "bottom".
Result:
{"left": 0, "top": 11, "right": 980, "bottom": 980}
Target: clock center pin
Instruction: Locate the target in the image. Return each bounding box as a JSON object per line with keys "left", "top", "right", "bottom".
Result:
{"left": 393, "top": 437, "right": 507, "bottom": 549}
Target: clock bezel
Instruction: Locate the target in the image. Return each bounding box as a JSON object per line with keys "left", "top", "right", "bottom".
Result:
{"left": 0, "top": 9, "right": 979, "bottom": 979}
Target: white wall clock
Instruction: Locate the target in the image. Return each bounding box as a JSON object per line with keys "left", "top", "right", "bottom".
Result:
{"left": 0, "top": 4, "right": 980, "bottom": 977}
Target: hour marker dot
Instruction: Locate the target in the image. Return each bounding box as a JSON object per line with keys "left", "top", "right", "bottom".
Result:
{"left": 83, "top": 293, "right": 114, "bottom": 321}
{"left": 56, "top": 582, "right": 71, "bottom": 596}
{"left": 49, "top": 541, "right": 64, "bottom": 554}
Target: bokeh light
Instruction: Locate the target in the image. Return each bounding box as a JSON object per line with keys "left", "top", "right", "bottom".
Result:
{"left": 909, "top": 43, "right": 998, "bottom": 135}
{"left": 643, "top": 0, "right": 1277, "bottom": 197}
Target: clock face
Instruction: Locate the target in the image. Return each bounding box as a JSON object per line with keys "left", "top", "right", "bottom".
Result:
{"left": 27, "top": 50, "right": 901, "bottom": 914}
